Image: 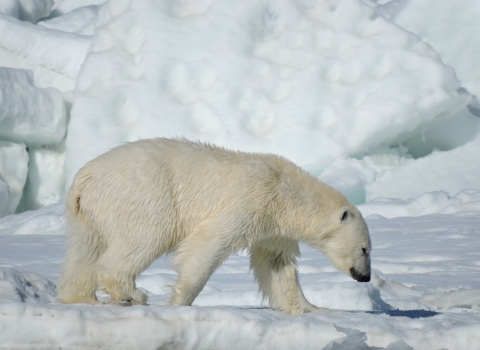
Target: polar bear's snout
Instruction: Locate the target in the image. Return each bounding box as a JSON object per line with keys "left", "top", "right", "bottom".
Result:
{"left": 350, "top": 267, "right": 371, "bottom": 282}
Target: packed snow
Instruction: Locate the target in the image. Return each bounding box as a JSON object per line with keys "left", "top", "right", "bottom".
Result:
{"left": 1, "top": 205, "right": 480, "bottom": 349}
{"left": 1, "top": 0, "right": 480, "bottom": 348}
{"left": 64, "top": 0, "right": 471, "bottom": 189}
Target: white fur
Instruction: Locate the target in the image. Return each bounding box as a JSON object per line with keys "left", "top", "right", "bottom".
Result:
{"left": 57, "top": 138, "right": 371, "bottom": 314}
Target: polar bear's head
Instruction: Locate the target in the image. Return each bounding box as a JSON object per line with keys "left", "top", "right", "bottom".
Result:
{"left": 321, "top": 206, "right": 372, "bottom": 282}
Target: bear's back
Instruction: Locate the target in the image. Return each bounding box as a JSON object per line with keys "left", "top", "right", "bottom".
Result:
{"left": 69, "top": 138, "right": 291, "bottom": 239}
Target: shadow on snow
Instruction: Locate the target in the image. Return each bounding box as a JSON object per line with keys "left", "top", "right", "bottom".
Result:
{"left": 365, "top": 309, "right": 439, "bottom": 318}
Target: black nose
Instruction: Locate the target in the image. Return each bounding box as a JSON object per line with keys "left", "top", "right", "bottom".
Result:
{"left": 350, "top": 267, "right": 371, "bottom": 282}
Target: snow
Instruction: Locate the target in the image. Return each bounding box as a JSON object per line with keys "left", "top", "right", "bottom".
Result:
{"left": 0, "top": 0, "right": 20, "bottom": 18}
{"left": 388, "top": 0, "right": 480, "bottom": 97}
{"left": 64, "top": 0, "right": 469, "bottom": 188}
{"left": 51, "top": 0, "right": 106, "bottom": 16}
{"left": 366, "top": 134, "right": 480, "bottom": 201}
{"left": 1, "top": 0, "right": 480, "bottom": 347}
{"left": 38, "top": 5, "right": 100, "bottom": 35}
{"left": 319, "top": 147, "right": 414, "bottom": 204}
{"left": 0, "top": 268, "right": 56, "bottom": 303}
{"left": 0, "top": 13, "right": 91, "bottom": 88}
{"left": 319, "top": 109, "right": 480, "bottom": 205}
{"left": 359, "top": 189, "right": 480, "bottom": 219}
{"left": 0, "top": 141, "right": 28, "bottom": 217}
{"left": 16, "top": 0, "right": 54, "bottom": 24}
{"left": 0, "top": 179, "right": 8, "bottom": 217}
{"left": 0, "top": 0, "right": 54, "bottom": 23}
{"left": 24, "top": 142, "right": 66, "bottom": 211}
{"left": 0, "top": 202, "right": 64, "bottom": 235}
{"left": 0, "top": 68, "right": 66, "bottom": 146}
{"left": 1, "top": 209, "right": 480, "bottom": 348}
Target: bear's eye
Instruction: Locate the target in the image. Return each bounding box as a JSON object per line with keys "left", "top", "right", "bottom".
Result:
{"left": 362, "top": 248, "right": 368, "bottom": 256}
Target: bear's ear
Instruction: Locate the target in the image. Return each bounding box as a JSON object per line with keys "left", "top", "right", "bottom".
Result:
{"left": 340, "top": 206, "right": 350, "bottom": 223}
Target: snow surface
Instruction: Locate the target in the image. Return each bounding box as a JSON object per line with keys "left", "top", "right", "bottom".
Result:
{"left": 1, "top": 206, "right": 480, "bottom": 349}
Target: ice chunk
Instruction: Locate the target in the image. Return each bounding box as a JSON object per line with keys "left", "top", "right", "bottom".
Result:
{"left": 319, "top": 148, "right": 413, "bottom": 204}
{"left": 438, "top": 189, "right": 480, "bottom": 216}
{"left": 388, "top": 0, "right": 480, "bottom": 96}
{"left": 360, "top": 189, "right": 480, "bottom": 219}
{"left": 51, "top": 0, "right": 106, "bottom": 16}
{"left": 0, "top": 68, "right": 66, "bottom": 146}
{"left": 0, "top": 202, "right": 64, "bottom": 235}
{"left": 24, "top": 142, "right": 66, "bottom": 211}
{"left": 38, "top": 5, "right": 100, "bottom": 36}
{"left": 402, "top": 108, "right": 480, "bottom": 159}
{"left": 359, "top": 191, "right": 451, "bottom": 219}
{"left": 323, "top": 325, "right": 369, "bottom": 350}
{"left": 65, "top": 0, "right": 470, "bottom": 188}
{"left": 0, "top": 11, "right": 85, "bottom": 92}
{"left": 366, "top": 134, "right": 480, "bottom": 201}
{"left": 171, "top": 0, "right": 215, "bottom": 18}
{"left": 467, "top": 96, "right": 480, "bottom": 118}
{"left": 423, "top": 288, "right": 480, "bottom": 309}
{"left": 0, "top": 268, "right": 56, "bottom": 303}
{"left": 17, "top": 0, "right": 54, "bottom": 23}
{"left": 0, "top": 49, "right": 76, "bottom": 93}
{"left": 0, "top": 141, "right": 28, "bottom": 217}
{"left": 320, "top": 108, "right": 480, "bottom": 204}
{"left": 0, "top": 0, "right": 20, "bottom": 18}
{"left": 0, "top": 14, "right": 91, "bottom": 79}
{"left": 0, "top": 0, "right": 54, "bottom": 23}
{"left": 0, "top": 179, "right": 8, "bottom": 217}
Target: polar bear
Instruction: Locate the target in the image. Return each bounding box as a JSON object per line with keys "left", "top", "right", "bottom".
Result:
{"left": 57, "top": 138, "right": 371, "bottom": 315}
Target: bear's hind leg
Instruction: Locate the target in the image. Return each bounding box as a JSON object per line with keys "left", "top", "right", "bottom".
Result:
{"left": 96, "top": 241, "right": 159, "bottom": 305}
{"left": 250, "top": 239, "right": 323, "bottom": 315}
{"left": 170, "top": 220, "right": 233, "bottom": 306}
{"left": 57, "top": 225, "right": 100, "bottom": 304}
{"left": 98, "top": 272, "right": 147, "bottom": 306}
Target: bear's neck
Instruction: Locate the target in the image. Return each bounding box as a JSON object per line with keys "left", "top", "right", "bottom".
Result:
{"left": 271, "top": 188, "right": 336, "bottom": 248}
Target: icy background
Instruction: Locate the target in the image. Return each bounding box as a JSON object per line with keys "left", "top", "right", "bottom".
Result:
{"left": 1, "top": 0, "right": 480, "bottom": 348}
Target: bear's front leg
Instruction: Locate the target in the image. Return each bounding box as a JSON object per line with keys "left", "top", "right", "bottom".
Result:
{"left": 170, "top": 220, "right": 233, "bottom": 306}
{"left": 250, "top": 239, "right": 325, "bottom": 315}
